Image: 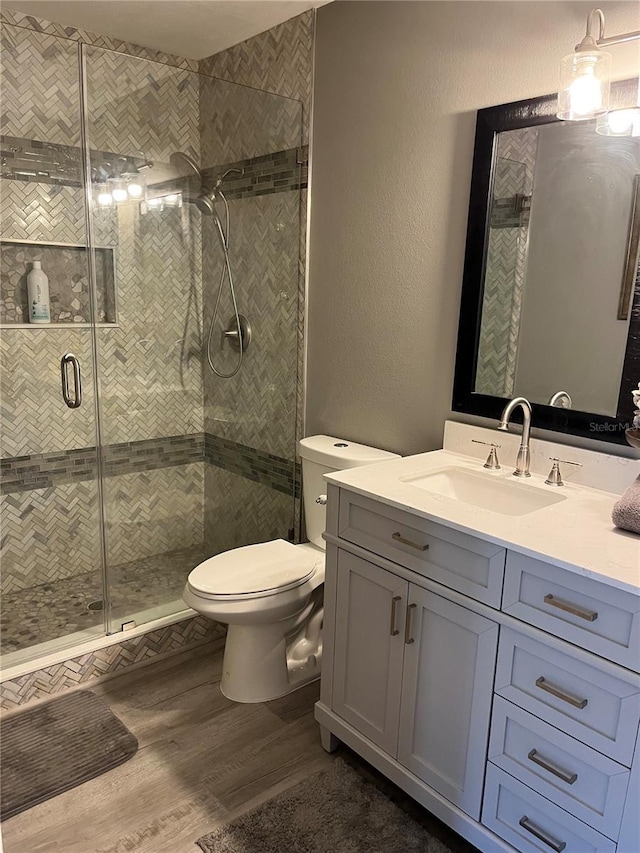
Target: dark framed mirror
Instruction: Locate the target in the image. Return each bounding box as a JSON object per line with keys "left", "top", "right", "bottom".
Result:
{"left": 453, "top": 80, "right": 640, "bottom": 445}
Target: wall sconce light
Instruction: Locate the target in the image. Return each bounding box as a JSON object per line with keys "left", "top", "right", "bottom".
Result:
{"left": 558, "top": 8, "right": 640, "bottom": 127}
{"left": 127, "top": 181, "right": 144, "bottom": 198}
{"left": 96, "top": 185, "right": 113, "bottom": 206}
{"left": 595, "top": 107, "right": 640, "bottom": 137}
{"left": 110, "top": 180, "right": 128, "bottom": 203}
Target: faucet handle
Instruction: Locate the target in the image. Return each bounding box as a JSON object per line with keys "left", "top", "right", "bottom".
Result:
{"left": 472, "top": 439, "right": 501, "bottom": 470}
{"left": 545, "top": 457, "right": 583, "bottom": 487}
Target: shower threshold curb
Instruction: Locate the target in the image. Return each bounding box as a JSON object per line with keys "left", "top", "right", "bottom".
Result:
{"left": 1, "top": 608, "right": 197, "bottom": 682}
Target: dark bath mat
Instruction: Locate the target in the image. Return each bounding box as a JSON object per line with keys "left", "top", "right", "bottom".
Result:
{"left": 197, "top": 757, "right": 457, "bottom": 853}
{"left": 0, "top": 689, "right": 138, "bottom": 820}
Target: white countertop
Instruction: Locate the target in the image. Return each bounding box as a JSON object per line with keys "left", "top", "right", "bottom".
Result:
{"left": 325, "top": 449, "right": 640, "bottom": 596}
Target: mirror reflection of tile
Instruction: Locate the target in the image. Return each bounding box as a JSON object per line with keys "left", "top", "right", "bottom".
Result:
{"left": 0, "top": 239, "right": 117, "bottom": 325}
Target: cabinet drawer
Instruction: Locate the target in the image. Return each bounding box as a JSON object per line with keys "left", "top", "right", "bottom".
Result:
{"left": 338, "top": 490, "right": 505, "bottom": 606}
{"left": 503, "top": 552, "right": 640, "bottom": 672}
{"left": 483, "top": 764, "right": 616, "bottom": 853}
{"left": 495, "top": 627, "right": 640, "bottom": 764}
{"left": 489, "top": 696, "right": 629, "bottom": 839}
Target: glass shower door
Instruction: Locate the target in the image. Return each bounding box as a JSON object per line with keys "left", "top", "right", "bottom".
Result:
{"left": 0, "top": 25, "right": 106, "bottom": 665}
{"left": 82, "top": 47, "right": 208, "bottom": 631}
{"left": 81, "top": 48, "right": 303, "bottom": 634}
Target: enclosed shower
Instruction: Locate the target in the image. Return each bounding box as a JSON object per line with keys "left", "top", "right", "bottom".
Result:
{"left": 0, "top": 22, "right": 304, "bottom": 668}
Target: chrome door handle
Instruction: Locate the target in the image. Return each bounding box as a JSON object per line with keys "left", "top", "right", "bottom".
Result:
{"left": 404, "top": 603, "right": 417, "bottom": 644}
{"left": 389, "top": 595, "right": 401, "bottom": 636}
{"left": 392, "top": 532, "right": 429, "bottom": 551}
{"left": 536, "top": 676, "right": 588, "bottom": 710}
{"left": 518, "top": 816, "right": 566, "bottom": 852}
{"left": 543, "top": 593, "right": 598, "bottom": 622}
{"left": 527, "top": 749, "right": 578, "bottom": 785}
{"left": 61, "top": 353, "right": 82, "bottom": 409}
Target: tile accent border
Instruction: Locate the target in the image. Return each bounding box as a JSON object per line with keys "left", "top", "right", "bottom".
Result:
{"left": 0, "top": 615, "right": 225, "bottom": 713}
{"left": 0, "top": 434, "right": 204, "bottom": 494}
{"left": 205, "top": 434, "right": 299, "bottom": 497}
{"left": 201, "top": 146, "right": 309, "bottom": 201}
{"left": 1, "top": 433, "right": 299, "bottom": 496}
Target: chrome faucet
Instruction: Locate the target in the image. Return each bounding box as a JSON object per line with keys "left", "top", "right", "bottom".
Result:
{"left": 497, "top": 397, "right": 532, "bottom": 477}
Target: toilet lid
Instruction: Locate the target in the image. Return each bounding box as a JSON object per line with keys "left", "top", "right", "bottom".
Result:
{"left": 187, "top": 539, "right": 320, "bottom": 598}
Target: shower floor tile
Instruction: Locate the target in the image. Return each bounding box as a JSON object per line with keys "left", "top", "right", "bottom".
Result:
{"left": 1, "top": 546, "right": 207, "bottom": 655}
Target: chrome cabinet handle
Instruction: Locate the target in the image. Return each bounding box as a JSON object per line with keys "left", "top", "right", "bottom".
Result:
{"left": 392, "top": 531, "right": 429, "bottom": 551}
{"left": 536, "top": 676, "right": 588, "bottom": 710}
{"left": 543, "top": 593, "right": 598, "bottom": 622}
{"left": 389, "top": 595, "right": 401, "bottom": 636}
{"left": 60, "top": 353, "right": 82, "bottom": 409}
{"left": 518, "top": 816, "right": 566, "bottom": 852}
{"left": 528, "top": 749, "right": 578, "bottom": 785}
{"left": 404, "top": 603, "right": 417, "bottom": 644}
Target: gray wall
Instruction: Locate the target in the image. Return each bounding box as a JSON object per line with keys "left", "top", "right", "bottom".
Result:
{"left": 306, "top": 0, "right": 640, "bottom": 456}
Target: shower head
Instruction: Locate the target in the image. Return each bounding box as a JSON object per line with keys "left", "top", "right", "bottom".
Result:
{"left": 169, "top": 153, "right": 244, "bottom": 216}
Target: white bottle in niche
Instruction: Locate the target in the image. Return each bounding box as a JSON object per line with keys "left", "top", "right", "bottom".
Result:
{"left": 27, "top": 261, "right": 51, "bottom": 324}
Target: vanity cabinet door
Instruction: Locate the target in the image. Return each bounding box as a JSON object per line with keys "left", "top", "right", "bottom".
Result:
{"left": 397, "top": 585, "right": 499, "bottom": 819}
{"left": 332, "top": 550, "right": 407, "bottom": 756}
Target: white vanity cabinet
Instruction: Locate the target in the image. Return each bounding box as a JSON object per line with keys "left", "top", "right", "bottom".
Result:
{"left": 331, "top": 548, "right": 499, "bottom": 817}
{"left": 316, "top": 481, "right": 640, "bottom": 853}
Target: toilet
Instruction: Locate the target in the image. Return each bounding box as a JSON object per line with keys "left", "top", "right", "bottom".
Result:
{"left": 183, "top": 435, "right": 398, "bottom": 702}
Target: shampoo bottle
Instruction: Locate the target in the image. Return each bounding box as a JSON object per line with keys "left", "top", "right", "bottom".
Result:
{"left": 27, "top": 261, "right": 51, "bottom": 324}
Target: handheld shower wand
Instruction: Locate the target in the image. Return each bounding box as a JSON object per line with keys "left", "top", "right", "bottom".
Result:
{"left": 169, "top": 152, "right": 247, "bottom": 378}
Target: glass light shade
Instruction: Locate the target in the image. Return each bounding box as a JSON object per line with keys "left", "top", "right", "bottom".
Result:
{"left": 111, "top": 183, "right": 128, "bottom": 203}
{"left": 96, "top": 189, "right": 113, "bottom": 206}
{"left": 595, "top": 107, "right": 640, "bottom": 137}
{"left": 557, "top": 49, "right": 611, "bottom": 120}
{"left": 127, "top": 181, "right": 144, "bottom": 198}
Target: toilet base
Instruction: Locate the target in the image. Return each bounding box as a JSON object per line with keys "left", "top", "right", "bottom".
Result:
{"left": 220, "top": 620, "right": 322, "bottom": 703}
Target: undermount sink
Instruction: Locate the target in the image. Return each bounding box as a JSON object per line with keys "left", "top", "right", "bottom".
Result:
{"left": 402, "top": 466, "right": 567, "bottom": 516}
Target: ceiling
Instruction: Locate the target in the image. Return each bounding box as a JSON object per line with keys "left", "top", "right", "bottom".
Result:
{"left": 3, "top": 0, "right": 331, "bottom": 59}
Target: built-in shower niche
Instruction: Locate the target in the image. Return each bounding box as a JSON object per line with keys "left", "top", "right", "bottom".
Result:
{"left": 0, "top": 239, "right": 117, "bottom": 326}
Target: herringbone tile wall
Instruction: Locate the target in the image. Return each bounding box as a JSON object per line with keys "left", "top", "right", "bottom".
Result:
{"left": 199, "top": 12, "right": 313, "bottom": 541}
{"left": 104, "top": 463, "right": 204, "bottom": 567}
{"left": 85, "top": 46, "right": 200, "bottom": 163}
{"left": 199, "top": 74, "right": 302, "bottom": 166}
{"left": 0, "top": 5, "right": 199, "bottom": 71}
{"left": 0, "top": 24, "right": 206, "bottom": 610}
{"left": 203, "top": 192, "right": 300, "bottom": 457}
{"left": 0, "top": 10, "right": 312, "bottom": 660}
{"left": 1, "top": 479, "right": 102, "bottom": 594}
{"left": 204, "top": 465, "right": 293, "bottom": 556}
{"left": 1, "top": 23, "right": 81, "bottom": 146}
{"left": 199, "top": 10, "right": 314, "bottom": 146}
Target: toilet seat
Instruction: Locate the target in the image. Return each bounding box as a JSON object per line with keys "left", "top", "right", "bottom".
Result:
{"left": 187, "top": 539, "right": 322, "bottom": 601}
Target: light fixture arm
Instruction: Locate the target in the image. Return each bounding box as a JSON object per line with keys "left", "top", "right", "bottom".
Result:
{"left": 575, "top": 8, "right": 640, "bottom": 50}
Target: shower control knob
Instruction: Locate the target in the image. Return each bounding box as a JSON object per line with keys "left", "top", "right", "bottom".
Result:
{"left": 315, "top": 495, "right": 327, "bottom": 506}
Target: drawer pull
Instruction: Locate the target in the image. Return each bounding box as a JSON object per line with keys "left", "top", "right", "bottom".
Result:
{"left": 543, "top": 593, "right": 598, "bottom": 622}
{"left": 527, "top": 749, "right": 578, "bottom": 785}
{"left": 405, "top": 603, "right": 417, "bottom": 644}
{"left": 536, "top": 676, "right": 588, "bottom": 710}
{"left": 389, "top": 595, "right": 401, "bottom": 636}
{"left": 392, "top": 531, "right": 429, "bottom": 551}
{"left": 518, "top": 816, "right": 566, "bottom": 852}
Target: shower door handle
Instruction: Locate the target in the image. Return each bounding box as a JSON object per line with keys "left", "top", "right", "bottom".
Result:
{"left": 61, "top": 353, "right": 83, "bottom": 409}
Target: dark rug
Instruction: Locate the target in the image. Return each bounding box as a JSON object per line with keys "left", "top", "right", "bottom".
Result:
{"left": 197, "top": 757, "right": 457, "bottom": 852}
{"left": 0, "top": 690, "right": 138, "bottom": 820}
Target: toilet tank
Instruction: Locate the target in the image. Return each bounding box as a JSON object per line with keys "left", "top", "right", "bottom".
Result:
{"left": 298, "top": 435, "right": 400, "bottom": 549}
